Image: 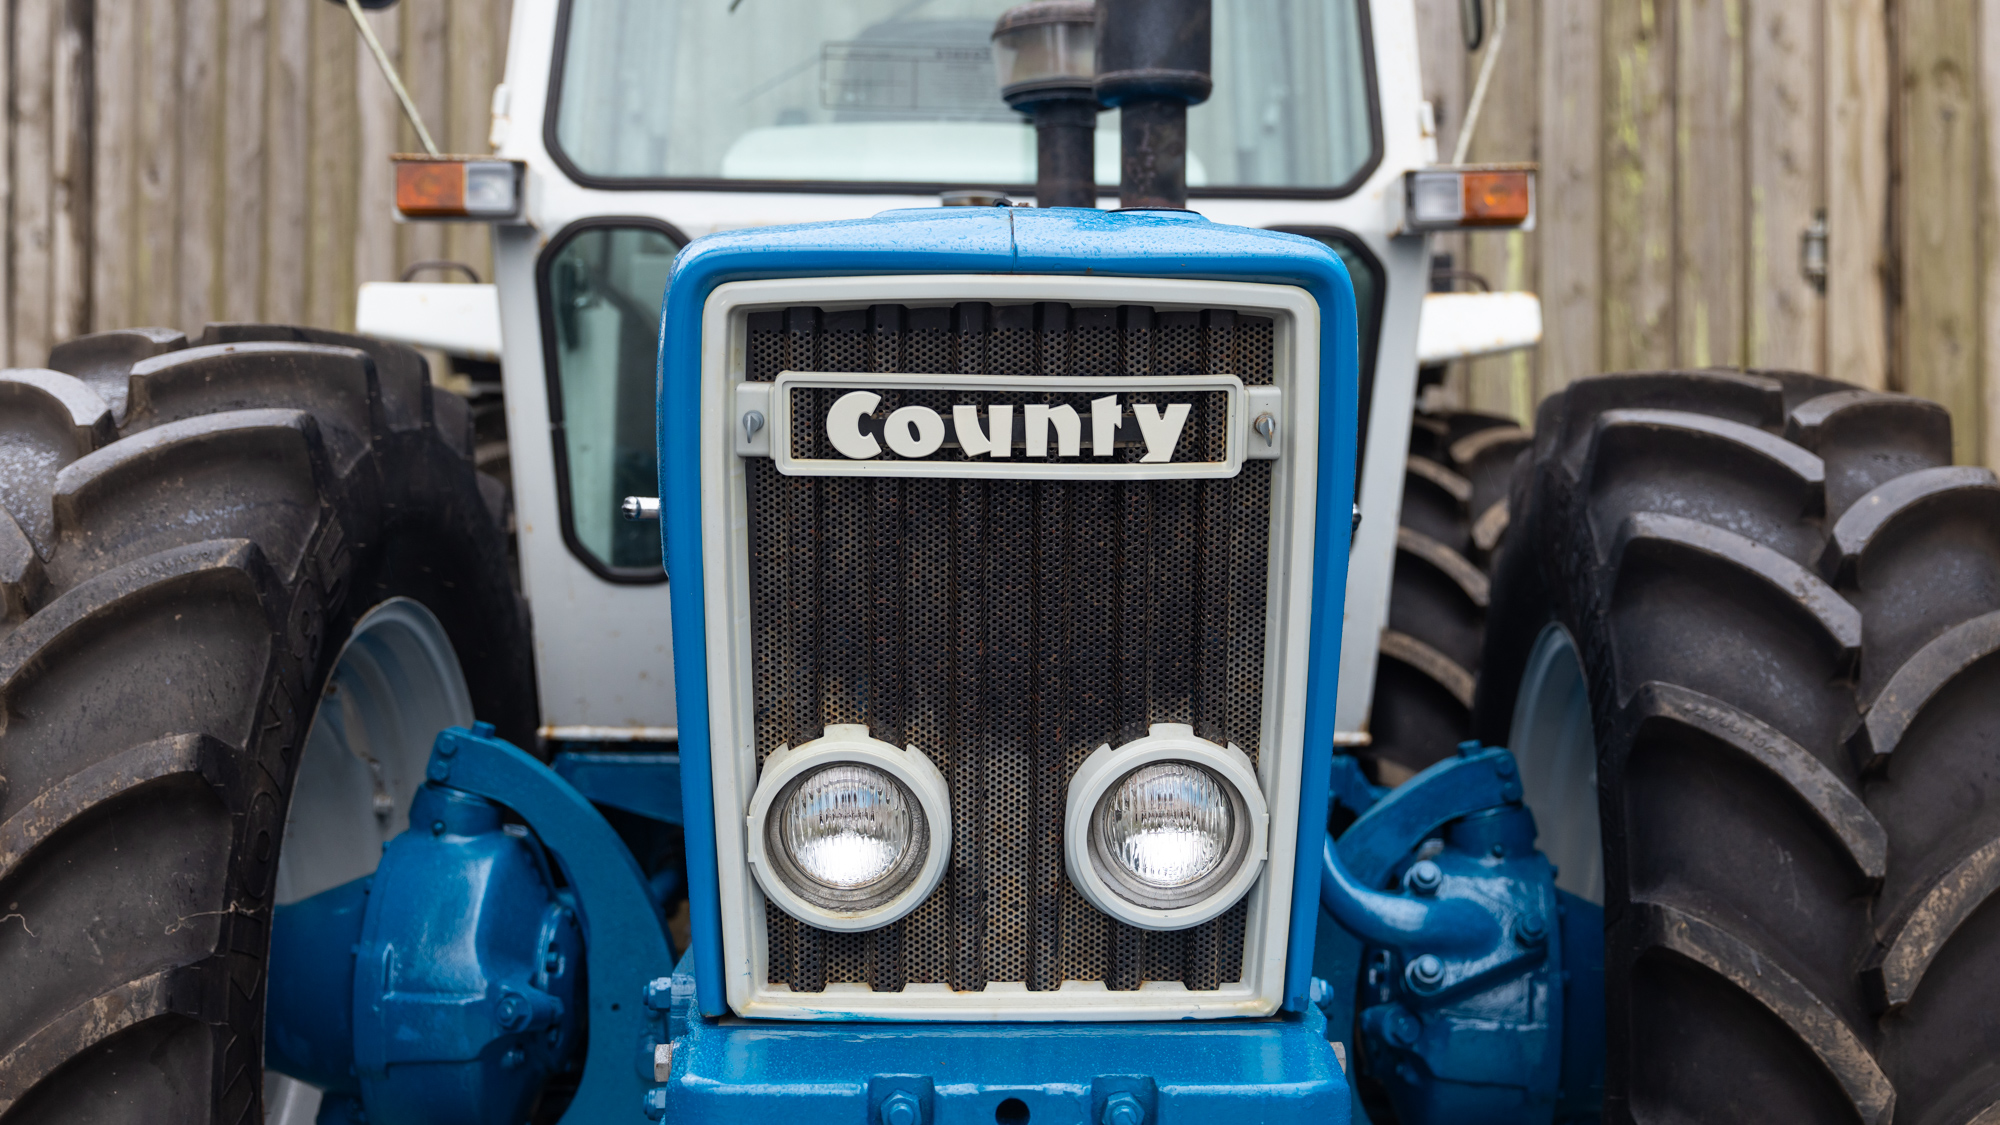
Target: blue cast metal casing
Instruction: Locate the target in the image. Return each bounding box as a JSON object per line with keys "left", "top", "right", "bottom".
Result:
{"left": 655, "top": 206, "right": 1362, "bottom": 1018}
{"left": 1315, "top": 744, "right": 1605, "bottom": 1123}
{"left": 652, "top": 954, "right": 1352, "bottom": 1124}
{"left": 267, "top": 779, "right": 584, "bottom": 1125}
{"left": 269, "top": 725, "right": 683, "bottom": 1125}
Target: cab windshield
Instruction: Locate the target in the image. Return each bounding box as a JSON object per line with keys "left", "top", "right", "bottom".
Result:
{"left": 551, "top": 0, "right": 1377, "bottom": 193}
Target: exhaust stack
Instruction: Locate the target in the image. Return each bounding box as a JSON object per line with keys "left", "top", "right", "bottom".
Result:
{"left": 993, "top": 1, "right": 1102, "bottom": 208}
{"left": 1095, "top": 0, "right": 1212, "bottom": 209}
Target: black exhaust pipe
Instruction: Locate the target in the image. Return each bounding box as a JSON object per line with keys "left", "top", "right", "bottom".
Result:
{"left": 993, "top": 1, "right": 1102, "bottom": 208}
{"left": 1095, "top": 0, "right": 1211, "bottom": 209}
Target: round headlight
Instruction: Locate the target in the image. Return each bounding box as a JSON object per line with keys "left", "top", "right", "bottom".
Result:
{"left": 780, "top": 763, "right": 914, "bottom": 890}
{"left": 1096, "top": 761, "right": 1235, "bottom": 888}
{"left": 1065, "top": 725, "right": 1268, "bottom": 928}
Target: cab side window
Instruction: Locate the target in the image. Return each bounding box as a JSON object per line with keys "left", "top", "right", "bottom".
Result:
{"left": 540, "top": 222, "right": 682, "bottom": 578}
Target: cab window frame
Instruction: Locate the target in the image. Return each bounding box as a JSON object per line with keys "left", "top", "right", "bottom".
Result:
{"left": 535, "top": 215, "right": 690, "bottom": 584}
{"left": 539, "top": 0, "right": 1384, "bottom": 200}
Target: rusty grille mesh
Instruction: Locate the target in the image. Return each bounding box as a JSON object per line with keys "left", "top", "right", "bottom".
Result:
{"left": 745, "top": 302, "right": 1275, "bottom": 994}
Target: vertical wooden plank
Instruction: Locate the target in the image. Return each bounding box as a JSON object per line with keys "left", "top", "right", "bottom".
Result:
{"left": 1985, "top": 0, "right": 2000, "bottom": 467}
{"left": 400, "top": 0, "right": 447, "bottom": 273}
{"left": 1604, "top": 0, "right": 1677, "bottom": 370}
{"left": 1901, "top": 0, "right": 1983, "bottom": 463}
{"left": 0, "top": 0, "right": 12, "bottom": 360}
{"left": 15, "top": 0, "right": 56, "bottom": 365}
{"left": 1675, "top": 0, "right": 1745, "bottom": 369}
{"left": 445, "top": 0, "right": 497, "bottom": 279}
{"left": 1412, "top": 0, "right": 1469, "bottom": 408}
{"left": 220, "top": 0, "right": 267, "bottom": 322}
{"left": 1414, "top": 0, "right": 1469, "bottom": 158}
{"left": 1466, "top": 0, "right": 1540, "bottom": 423}
{"left": 178, "top": 0, "right": 222, "bottom": 336}
{"left": 135, "top": 0, "right": 179, "bottom": 329}
{"left": 1745, "top": 0, "right": 1822, "bottom": 372}
{"left": 266, "top": 0, "right": 308, "bottom": 322}
{"left": 306, "top": 0, "right": 357, "bottom": 330}
{"left": 353, "top": 6, "right": 399, "bottom": 312}
{"left": 93, "top": 0, "right": 136, "bottom": 332}
{"left": 1824, "top": 0, "right": 1890, "bottom": 390}
{"left": 1537, "top": 0, "right": 1602, "bottom": 393}
{"left": 50, "top": 0, "right": 90, "bottom": 344}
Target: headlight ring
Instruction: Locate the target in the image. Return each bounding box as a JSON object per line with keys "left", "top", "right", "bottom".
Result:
{"left": 745, "top": 725, "right": 950, "bottom": 932}
{"left": 1065, "top": 723, "right": 1269, "bottom": 930}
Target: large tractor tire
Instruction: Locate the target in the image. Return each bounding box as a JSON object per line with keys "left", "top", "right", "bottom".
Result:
{"left": 0, "top": 325, "right": 535, "bottom": 1123}
{"left": 1476, "top": 368, "right": 2000, "bottom": 1123}
{"left": 1365, "top": 408, "right": 1528, "bottom": 782}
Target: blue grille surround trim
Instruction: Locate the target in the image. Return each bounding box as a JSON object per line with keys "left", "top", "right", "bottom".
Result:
{"left": 656, "top": 206, "right": 1360, "bottom": 1017}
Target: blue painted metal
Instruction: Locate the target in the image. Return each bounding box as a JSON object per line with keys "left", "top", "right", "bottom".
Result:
{"left": 419, "top": 723, "right": 678, "bottom": 1123}
{"left": 1317, "top": 742, "right": 1603, "bottom": 1124}
{"left": 1555, "top": 890, "right": 1606, "bottom": 1120}
{"left": 267, "top": 778, "right": 584, "bottom": 1125}
{"left": 656, "top": 206, "right": 1361, "bottom": 1016}
{"left": 268, "top": 724, "right": 678, "bottom": 1125}
{"left": 1328, "top": 754, "right": 1387, "bottom": 819}
{"left": 1332, "top": 743, "right": 1525, "bottom": 888}
{"left": 651, "top": 954, "right": 1351, "bottom": 1124}
{"left": 553, "top": 750, "right": 683, "bottom": 824}
{"left": 267, "top": 875, "right": 368, "bottom": 1092}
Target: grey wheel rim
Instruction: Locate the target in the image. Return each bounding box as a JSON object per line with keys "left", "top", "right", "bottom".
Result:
{"left": 1507, "top": 622, "right": 1601, "bottom": 903}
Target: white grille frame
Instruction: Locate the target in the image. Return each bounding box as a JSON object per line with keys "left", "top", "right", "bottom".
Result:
{"left": 697, "top": 274, "right": 1324, "bottom": 1020}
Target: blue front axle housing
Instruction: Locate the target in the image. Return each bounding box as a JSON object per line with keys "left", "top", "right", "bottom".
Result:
{"left": 269, "top": 724, "right": 1358, "bottom": 1124}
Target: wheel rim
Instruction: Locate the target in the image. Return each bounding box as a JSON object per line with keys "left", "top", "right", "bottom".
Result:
{"left": 1507, "top": 622, "right": 1602, "bottom": 903}
{"left": 266, "top": 597, "right": 474, "bottom": 1122}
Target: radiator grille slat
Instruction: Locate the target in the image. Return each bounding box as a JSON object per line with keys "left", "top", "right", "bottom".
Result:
{"left": 742, "top": 301, "right": 1274, "bottom": 993}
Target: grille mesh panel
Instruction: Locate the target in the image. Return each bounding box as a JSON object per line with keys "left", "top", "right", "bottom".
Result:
{"left": 745, "top": 302, "right": 1275, "bottom": 993}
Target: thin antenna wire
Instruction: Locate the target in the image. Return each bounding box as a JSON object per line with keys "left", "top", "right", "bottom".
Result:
{"left": 1452, "top": 0, "right": 1506, "bottom": 165}
{"left": 344, "top": 0, "right": 442, "bottom": 157}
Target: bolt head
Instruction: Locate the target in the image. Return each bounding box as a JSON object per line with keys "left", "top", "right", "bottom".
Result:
{"left": 501, "top": 1047, "right": 526, "bottom": 1070}
{"left": 1404, "top": 860, "right": 1443, "bottom": 895}
{"left": 1103, "top": 1092, "right": 1145, "bottom": 1125}
{"left": 644, "top": 977, "right": 675, "bottom": 1011}
{"left": 497, "top": 993, "right": 528, "bottom": 1029}
{"left": 644, "top": 1087, "right": 671, "bottom": 1121}
{"left": 1387, "top": 1007, "right": 1421, "bottom": 1048}
{"left": 1515, "top": 913, "right": 1548, "bottom": 945}
{"left": 880, "top": 1091, "right": 922, "bottom": 1125}
{"left": 1405, "top": 953, "right": 1446, "bottom": 994}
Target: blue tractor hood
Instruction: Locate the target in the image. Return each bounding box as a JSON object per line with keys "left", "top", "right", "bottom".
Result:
{"left": 655, "top": 205, "right": 1363, "bottom": 1018}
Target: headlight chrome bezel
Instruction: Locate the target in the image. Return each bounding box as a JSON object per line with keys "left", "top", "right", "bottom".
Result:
{"left": 1065, "top": 723, "right": 1270, "bottom": 931}
{"left": 745, "top": 725, "right": 951, "bottom": 932}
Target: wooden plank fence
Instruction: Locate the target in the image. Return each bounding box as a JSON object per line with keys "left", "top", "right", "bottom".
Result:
{"left": 1, "top": 0, "right": 508, "bottom": 369}
{"left": 1423, "top": 0, "right": 2000, "bottom": 469}
{"left": 4, "top": 0, "right": 1999, "bottom": 469}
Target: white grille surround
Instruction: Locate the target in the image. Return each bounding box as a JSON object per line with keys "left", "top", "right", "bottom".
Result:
{"left": 698, "top": 275, "right": 1324, "bottom": 1020}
